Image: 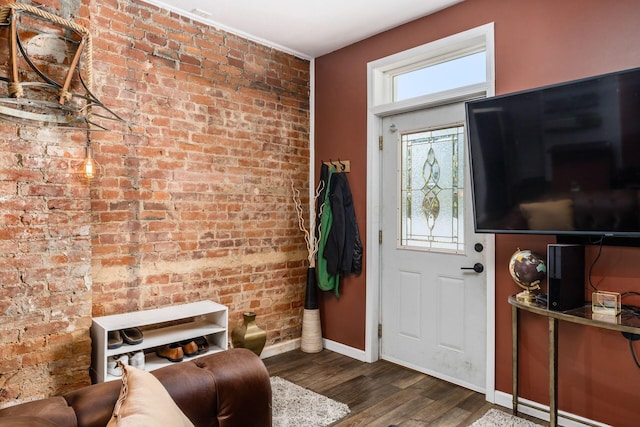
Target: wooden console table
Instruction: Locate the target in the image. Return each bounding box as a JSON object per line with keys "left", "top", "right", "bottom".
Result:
{"left": 509, "top": 295, "right": 640, "bottom": 426}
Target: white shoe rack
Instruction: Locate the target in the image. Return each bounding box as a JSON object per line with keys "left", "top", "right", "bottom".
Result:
{"left": 90, "top": 300, "right": 228, "bottom": 383}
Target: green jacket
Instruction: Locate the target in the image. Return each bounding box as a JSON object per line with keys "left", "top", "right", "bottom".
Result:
{"left": 317, "top": 167, "right": 341, "bottom": 296}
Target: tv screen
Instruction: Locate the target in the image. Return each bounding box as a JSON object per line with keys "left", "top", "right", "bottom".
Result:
{"left": 466, "top": 67, "right": 640, "bottom": 237}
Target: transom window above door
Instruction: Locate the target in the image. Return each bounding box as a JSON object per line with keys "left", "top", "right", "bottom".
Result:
{"left": 394, "top": 51, "right": 486, "bottom": 101}
{"left": 368, "top": 23, "right": 494, "bottom": 112}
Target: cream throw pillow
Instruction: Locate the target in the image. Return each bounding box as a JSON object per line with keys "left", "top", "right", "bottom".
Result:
{"left": 107, "top": 362, "right": 194, "bottom": 427}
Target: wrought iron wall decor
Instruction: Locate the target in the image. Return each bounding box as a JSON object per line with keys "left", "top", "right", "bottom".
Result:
{"left": 0, "top": 3, "right": 123, "bottom": 130}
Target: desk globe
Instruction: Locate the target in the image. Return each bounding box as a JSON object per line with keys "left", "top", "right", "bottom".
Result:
{"left": 509, "top": 248, "right": 546, "bottom": 304}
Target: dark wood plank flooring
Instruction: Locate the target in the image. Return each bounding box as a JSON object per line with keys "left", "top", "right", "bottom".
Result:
{"left": 263, "top": 349, "right": 549, "bottom": 427}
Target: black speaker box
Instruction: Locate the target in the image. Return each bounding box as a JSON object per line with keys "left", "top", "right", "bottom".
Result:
{"left": 547, "top": 244, "right": 585, "bottom": 311}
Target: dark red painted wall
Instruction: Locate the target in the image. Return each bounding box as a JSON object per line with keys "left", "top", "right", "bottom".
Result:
{"left": 315, "top": 0, "right": 640, "bottom": 425}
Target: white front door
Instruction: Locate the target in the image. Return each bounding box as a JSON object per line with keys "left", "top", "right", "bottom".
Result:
{"left": 380, "top": 102, "right": 488, "bottom": 392}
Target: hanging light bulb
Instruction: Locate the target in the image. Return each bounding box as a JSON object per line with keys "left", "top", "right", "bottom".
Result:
{"left": 83, "top": 145, "right": 96, "bottom": 180}
{"left": 79, "top": 124, "right": 101, "bottom": 181}
{"left": 81, "top": 134, "right": 101, "bottom": 181}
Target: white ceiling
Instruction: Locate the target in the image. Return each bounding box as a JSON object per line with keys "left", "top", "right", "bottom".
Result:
{"left": 144, "top": 0, "right": 464, "bottom": 59}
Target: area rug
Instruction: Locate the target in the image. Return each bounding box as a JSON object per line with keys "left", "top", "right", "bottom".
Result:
{"left": 271, "top": 376, "right": 350, "bottom": 427}
{"left": 470, "top": 409, "right": 544, "bottom": 427}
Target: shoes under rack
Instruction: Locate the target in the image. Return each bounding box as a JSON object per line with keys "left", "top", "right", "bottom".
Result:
{"left": 90, "top": 300, "right": 228, "bottom": 383}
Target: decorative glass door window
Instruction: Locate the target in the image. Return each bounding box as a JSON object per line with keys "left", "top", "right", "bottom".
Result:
{"left": 400, "top": 125, "right": 465, "bottom": 252}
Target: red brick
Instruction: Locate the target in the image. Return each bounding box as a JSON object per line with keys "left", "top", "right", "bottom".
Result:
{"left": 0, "top": 0, "right": 310, "bottom": 407}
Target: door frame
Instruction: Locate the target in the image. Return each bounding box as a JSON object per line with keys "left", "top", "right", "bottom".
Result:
{"left": 364, "top": 23, "right": 497, "bottom": 401}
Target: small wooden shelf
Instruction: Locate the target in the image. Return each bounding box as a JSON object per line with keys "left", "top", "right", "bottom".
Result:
{"left": 91, "top": 300, "right": 228, "bottom": 383}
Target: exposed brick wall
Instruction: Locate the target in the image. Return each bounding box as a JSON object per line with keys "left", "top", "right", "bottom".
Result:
{"left": 0, "top": 0, "right": 310, "bottom": 406}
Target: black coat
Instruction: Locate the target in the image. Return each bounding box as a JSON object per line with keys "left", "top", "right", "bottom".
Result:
{"left": 324, "top": 171, "right": 362, "bottom": 276}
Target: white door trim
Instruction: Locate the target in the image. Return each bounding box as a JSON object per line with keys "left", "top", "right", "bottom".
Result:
{"left": 365, "top": 22, "right": 497, "bottom": 402}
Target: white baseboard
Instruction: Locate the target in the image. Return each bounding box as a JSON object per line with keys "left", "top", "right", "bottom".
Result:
{"left": 494, "top": 391, "right": 611, "bottom": 427}
{"left": 260, "top": 338, "right": 300, "bottom": 359}
{"left": 261, "top": 337, "right": 367, "bottom": 361}
{"left": 322, "top": 339, "right": 367, "bottom": 361}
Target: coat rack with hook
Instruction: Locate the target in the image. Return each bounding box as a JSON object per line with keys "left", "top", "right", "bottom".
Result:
{"left": 322, "top": 159, "right": 350, "bottom": 173}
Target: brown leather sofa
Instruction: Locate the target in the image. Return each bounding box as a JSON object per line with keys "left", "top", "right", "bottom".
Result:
{"left": 0, "top": 348, "right": 272, "bottom": 427}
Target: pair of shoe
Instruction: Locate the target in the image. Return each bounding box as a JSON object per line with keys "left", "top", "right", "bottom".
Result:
{"left": 107, "top": 351, "right": 145, "bottom": 376}
{"left": 108, "top": 328, "right": 144, "bottom": 349}
{"left": 156, "top": 339, "right": 203, "bottom": 363}
{"left": 156, "top": 343, "right": 185, "bottom": 362}
{"left": 193, "top": 336, "right": 209, "bottom": 354}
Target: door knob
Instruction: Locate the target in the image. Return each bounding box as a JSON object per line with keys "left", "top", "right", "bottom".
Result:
{"left": 461, "top": 263, "right": 484, "bottom": 273}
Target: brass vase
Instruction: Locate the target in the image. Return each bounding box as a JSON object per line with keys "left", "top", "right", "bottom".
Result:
{"left": 231, "top": 312, "right": 266, "bottom": 356}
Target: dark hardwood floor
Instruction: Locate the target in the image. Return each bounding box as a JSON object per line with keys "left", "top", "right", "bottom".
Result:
{"left": 263, "top": 349, "right": 549, "bottom": 427}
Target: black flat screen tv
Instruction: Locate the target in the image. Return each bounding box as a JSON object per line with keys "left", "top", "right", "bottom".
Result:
{"left": 466, "top": 67, "right": 640, "bottom": 239}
